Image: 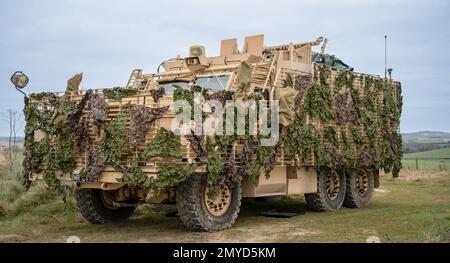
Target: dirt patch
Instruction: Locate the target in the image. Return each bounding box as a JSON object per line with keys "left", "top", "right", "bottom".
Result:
{"left": 184, "top": 221, "right": 319, "bottom": 243}
{"left": 374, "top": 188, "right": 391, "bottom": 194}
{"left": 117, "top": 213, "right": 318, "bottom": 243}
{"left": 0, "top": 234, "right": 25, "bottom": 242}
{"left": 219, "top": 222, "right": 318, "bottom": 242}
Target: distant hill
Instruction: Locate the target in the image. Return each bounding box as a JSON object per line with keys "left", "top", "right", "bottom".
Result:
{"left": 402, "top": 131, "right": 450, "bottom": 154}
{"left": 402, "top": 131, "right": 450, "bottom": 141}
{"left": 0, "top": 136, "right": 24, "bottom": 142}
{"left": 0, "top": 136, "right": 24, "bottom": 147}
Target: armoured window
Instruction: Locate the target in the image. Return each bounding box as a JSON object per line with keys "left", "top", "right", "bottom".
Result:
{"left": 158, "top": 81, "right": 189, "bottom": 96}
{"left": 195, "top": 75, "right": 229, "bottom": 91}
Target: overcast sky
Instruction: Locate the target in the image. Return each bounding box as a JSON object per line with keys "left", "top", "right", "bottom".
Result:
{"left": 0, "top": 0, "right": 449, "bottom": 135}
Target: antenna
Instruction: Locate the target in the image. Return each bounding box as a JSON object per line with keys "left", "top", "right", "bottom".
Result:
{"left": 384, "top": 35, "right": 387, "bottom": 79}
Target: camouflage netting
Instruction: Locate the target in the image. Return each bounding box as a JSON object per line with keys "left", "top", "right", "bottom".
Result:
{"left": 204, "top": 90, "right": 234, "bottom": 105}
{"left": 284, "top": 64, "right": 403, "bottom": 176}
{"left": 171, "top": 78, "right": 278, "bottom": 189}
{"left": 141, "top": 127, "right": 182, "bottom": 159}
{"left": 23, "top": 86, "right": 188, "bottom": 194}
{"left": 149, "top": 87, "right": 164, "bottom": 102}
{"left": 103, "top": 87, "right": 138, "bottom": 101}
{"left": 23, "top": 62, "right": 403, "bottom": 196}
{"left": 129, "top": 105, "right": 169, "bottom": 148}
{"left": 101, "top": 104, "right": 171, "bottom": 188}
{"left": 23, "top": 93, "right": 77, "bottom": 193}
{"left": 149, "top": 163, "right": 197, "bottom": 195}
{"left": 185, "top": 131, "right": 208, "bottom": 162}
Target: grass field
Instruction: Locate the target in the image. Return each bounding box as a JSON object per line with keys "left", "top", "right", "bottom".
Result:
{"left": 404, "top": 147, "right": 450, "bottom": 159}
{"left": 1, "top": 149, "right": 449, "bottom": 243}
{"left": 402, "top": 147, "right": 450, "bottom": 171}
{"left": 0, "top": 171, "right": 449, "bottom": 243}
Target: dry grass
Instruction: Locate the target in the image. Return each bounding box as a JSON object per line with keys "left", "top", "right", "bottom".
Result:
{"left": 0, "top": 152, "right": 25, "bottom": 217}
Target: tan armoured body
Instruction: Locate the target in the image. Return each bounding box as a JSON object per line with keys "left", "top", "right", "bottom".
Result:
{"left": 24, "top": 35, "right": 403, "bottom": 231}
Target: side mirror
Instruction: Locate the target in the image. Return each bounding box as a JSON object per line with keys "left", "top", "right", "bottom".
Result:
{"left": 11, "top": 71, "right": 29, "bottom": 89}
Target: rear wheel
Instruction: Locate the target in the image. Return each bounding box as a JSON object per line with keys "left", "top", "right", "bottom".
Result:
{"left": 176, "top": 173, "right": 241, "bottom": 232}
{"left": 305, "top": 168, "right": 346, "bottom": 211}
{"left": 344, "top": 169, "right": 374, "bottom": 208}
{"left": 76, "top": 189, "right": 136, "bottom": 224}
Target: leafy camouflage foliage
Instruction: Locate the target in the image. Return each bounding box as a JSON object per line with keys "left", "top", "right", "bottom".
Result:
{"left": 103, "top": 87, "right": 138, "bottom": 101}
{"left": 129, "top": 105, "right": 169, "bottom": 148}
{"left": 119, "top": 163, "right": 151, "bottom": 188}
{"left": 284, "top": 112, "right": 320, "bottom": 161}
{"left": 149, "top": 87, "right": 164, "bottom": 102}
{"left": 142, "top": 128, "right": 182, "bottom": 159}
{"left": 23, "top": 94, "right": 77, "bottom": 193}
{"left": 150, "top": 164, "right": 197, "bottom": 194}
{"left": 284, "top": 65, "right": 402, "bottom": 175}
{"left": 102, "top": 105, "right": 131, "bottom": 166}
{"left": 23, "top": 62, "right": 403, "bottom": 194}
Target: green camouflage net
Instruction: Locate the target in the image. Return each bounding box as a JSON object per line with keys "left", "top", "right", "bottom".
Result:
{"left": 205, "top": 136, "right": 226, "bottom": 183}
{"left": 246, "top": 143, "right": 275, "bottom": 183}
{"left": 142, "top": 128, "right": 182, "bottom": 159}
{"left": 150, "top": 164, "right": 197, "bottom": 195}
{"left": 284, "top": 109, "right": 319, "bottom": 160}
{"left": 282, "top": 65, "right": 402, "bottom": 175}
{"left": 304, "top": 66, "right": 334, "bottom": 123}
{"left": 103, "top": 87, "right": 138, "bottom": 101}
{"left": 23, "top": 93, "right": 77, "bottom": 194}
{"left": 102, "top": 105, "right": 131, "bottom": 167}
{"left": 119, "top": 163, "right": 150, "bottom": 188}
{"left": 340, "top": 128, "right": 356, "bottom": 168}
{"left": 103, "top": 106, "right": 173, "bottom": 188}
{"left": 55, "top": 132, "right": 76, "bottom": 174}
{"left": 172, "top": 85, "right": 277, "bottom": 187}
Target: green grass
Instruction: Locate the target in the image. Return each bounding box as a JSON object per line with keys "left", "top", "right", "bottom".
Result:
{"left": 0, "top": 173, "right": 449, "bottom": 243}
{"left": 1, "top": 148, "right": 449, "bottom": 242}
{"left": 404, "top": 147, "right": 450, "bottom": 159}
{"left": 402, "top": 147, "right": 450, "bottom": 171}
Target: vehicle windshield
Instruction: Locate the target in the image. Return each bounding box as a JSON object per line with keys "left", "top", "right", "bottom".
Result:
{"left": 158, "top": 81, "right": 189, "bottom": 96}
{"left": 195, "top": 75, "right": 229, "bottom": 91}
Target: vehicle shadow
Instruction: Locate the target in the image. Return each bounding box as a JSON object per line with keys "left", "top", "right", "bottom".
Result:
{"left": 239, "top": 197, "right": 307, "bottom": 218}
{"left": 64, "top": 196, "right": 308, "bottom": 236}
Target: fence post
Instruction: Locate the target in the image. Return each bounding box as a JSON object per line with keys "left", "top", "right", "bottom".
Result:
{"left": 415, "top": 158, "right": 419, "bottom": 170}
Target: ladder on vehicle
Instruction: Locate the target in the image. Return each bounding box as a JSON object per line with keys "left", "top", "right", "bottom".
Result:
{"left": 126, "top": 69, "right": 143, "bottom": 89}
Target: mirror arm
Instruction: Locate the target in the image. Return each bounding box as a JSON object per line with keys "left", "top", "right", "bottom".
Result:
{"left": 15, "top": 87, "right": 29, "bottom": 105}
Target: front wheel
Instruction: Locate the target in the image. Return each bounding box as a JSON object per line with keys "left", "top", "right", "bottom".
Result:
{"left": 176, "top": 174, "right": 242, "bottom": 232}
{"left": 305, "top": 168, "right": 346, "bottom": 211}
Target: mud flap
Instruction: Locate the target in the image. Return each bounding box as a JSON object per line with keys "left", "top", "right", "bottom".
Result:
{"left": 374, "top": 170, "right": 380, "bottom": 188}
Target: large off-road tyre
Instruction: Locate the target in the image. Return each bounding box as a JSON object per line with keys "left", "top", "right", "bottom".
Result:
{"left": 176, "top": 173, "right": 242, "bottom": 232}
{"left": 305, "top": 168, "right": 346, "bottom": 212}
{"left": 76, "top": 189, "right": 136, "bottom": 224}
{"left": 344, "top": 169, "right": 374, "bottom": 208}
